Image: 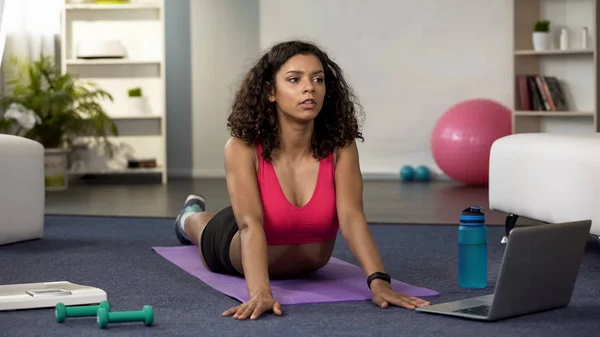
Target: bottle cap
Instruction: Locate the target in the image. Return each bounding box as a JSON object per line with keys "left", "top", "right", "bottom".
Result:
{"left": 460, "top": 206, "right": 485, "bottom": 224}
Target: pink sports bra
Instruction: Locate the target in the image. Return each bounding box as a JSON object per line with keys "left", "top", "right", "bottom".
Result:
{"left": 256, "top": 144, "right": 339, "bottom": 246}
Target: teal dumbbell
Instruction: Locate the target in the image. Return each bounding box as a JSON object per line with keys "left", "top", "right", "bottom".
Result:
{"left": 55, "top": 301, "right": 111, "bottom": 323}
{"left": 400, "top": 165, "right": 415, "bottom": 181}
{"left": 414, "top": 165, "right": 431, "bottom": 181}
{"left": 97, "top": 305, "right": 154, "bottom": 329}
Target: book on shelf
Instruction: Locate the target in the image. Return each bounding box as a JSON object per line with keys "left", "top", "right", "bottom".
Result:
{"left": 516, "top": 75, "right": 568, "bottom": 111}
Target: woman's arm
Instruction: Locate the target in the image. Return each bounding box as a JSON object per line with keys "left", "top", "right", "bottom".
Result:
{"left": 334, "top": 141, "right": 386, "bottom": 279}
{"left": 223, "top": 137, "right": 271, "bottom": 298}
{"left": 334, "top": 141, "right": 430, "bottom": 310}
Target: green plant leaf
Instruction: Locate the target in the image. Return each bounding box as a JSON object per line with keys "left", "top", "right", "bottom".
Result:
{"left": 534, "top": 19, "right": 550, "bottom": 32}
{"left": 0, "top": 54, "right": 120, "bottom": 157}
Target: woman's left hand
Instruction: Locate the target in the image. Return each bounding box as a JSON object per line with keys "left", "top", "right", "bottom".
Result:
{"left": 370, "top": 280, "right": 431, "bottom": 310}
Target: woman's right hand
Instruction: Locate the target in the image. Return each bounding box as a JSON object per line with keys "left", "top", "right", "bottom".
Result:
{"left": 221, "top": 293, "right": 283, "bottom": 320}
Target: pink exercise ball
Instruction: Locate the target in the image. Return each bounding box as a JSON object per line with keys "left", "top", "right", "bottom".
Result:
{"left": 431, "top": 98, "right": 512, "bottom": 185}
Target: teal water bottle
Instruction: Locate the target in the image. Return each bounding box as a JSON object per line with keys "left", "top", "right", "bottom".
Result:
{"left": 458, "top": 206, "right": 487, "bottom": 289}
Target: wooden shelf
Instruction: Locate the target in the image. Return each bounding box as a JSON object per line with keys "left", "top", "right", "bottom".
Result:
{"left": 515, "top": 49, "right": 594, "bottom": 56}
{"left": 65, "top": 4, "right": 160, "bottom": 10}
{"left": 66, "top": 59, "right": 161, "bottom": 65}
{"left": 514, "top": 111, "right": 595, "bottom": 117}
{"left": 61, "top": 0, "right": 167, "bottom": 184}
{"left": 512, "top": 0, "right": 600, "bottom": 134}
{"left": 69, "top": 167, "right": 162, "bottom": 175}
{"left": 110, "top": 115, "right": 162, "bottom": 120}
{"left": 81, "top": 115, "right": 162, "bottom": 120}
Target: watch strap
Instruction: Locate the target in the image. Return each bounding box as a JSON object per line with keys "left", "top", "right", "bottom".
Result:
{"left": 367, "top": 272, "right": 391, "bottom": 289}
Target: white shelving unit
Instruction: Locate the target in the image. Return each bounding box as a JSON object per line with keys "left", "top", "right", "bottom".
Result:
{"left": 512, "top": 0, "right": 599, "bottom": 134}
{"left": 60, "top": 0, "right": 167, "bottom": 184}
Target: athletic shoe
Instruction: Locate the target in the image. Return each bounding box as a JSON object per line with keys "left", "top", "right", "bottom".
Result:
{"left": 174, "top": 194, "right": 206, "bottom": 245}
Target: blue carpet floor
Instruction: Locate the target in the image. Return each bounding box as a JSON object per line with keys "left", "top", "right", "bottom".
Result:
{"left": 0, "top": 215, "right": 599, "bottom": 337}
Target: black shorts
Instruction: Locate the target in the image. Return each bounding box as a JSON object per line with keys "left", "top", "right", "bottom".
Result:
{"left": 200, "top": 206, "right": 242, "bottom": 276}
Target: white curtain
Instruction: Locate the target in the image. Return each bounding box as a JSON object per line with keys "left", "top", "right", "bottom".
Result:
{"left": 3, "top": 0, "right": 62, "bottom": 62}
{"left": 0, "top": 0, "right": 63, "bottom": 111}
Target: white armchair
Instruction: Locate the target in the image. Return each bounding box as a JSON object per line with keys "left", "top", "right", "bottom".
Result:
{"left": 489, "top": 133, "right": 600, "bottom": 242}
{"left": 0, "top": 134, "right": 45, "bottom": 245}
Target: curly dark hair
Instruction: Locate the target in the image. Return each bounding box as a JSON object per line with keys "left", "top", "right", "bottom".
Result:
{"left": 227, "top": 40, "right": 364, "bottom": 162}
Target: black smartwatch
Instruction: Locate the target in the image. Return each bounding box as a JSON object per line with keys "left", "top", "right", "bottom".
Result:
{"left": 367, "top": 272, "right": 391, "bottom": 289}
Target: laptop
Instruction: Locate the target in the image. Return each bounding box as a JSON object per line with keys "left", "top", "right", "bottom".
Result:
{"left": 415, "top": 220, "right": 591, "bottom": 321}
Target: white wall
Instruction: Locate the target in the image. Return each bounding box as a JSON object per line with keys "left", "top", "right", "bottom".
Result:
{"left": 189, "top": 0, "right": 591, "bottom": 179}
{"left": 260, "top": 0, "right": 513, "bottom": 178}
{"left": 190, "top": 0, "right": 259, "bottom": 177}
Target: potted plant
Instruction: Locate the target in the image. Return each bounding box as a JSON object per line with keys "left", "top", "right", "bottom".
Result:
{"left": 0, "top": 55, "right": 119, "bottom": 190}
{"left": 533, "top": 19, "right": 551, "bottom": 51}
{"left": 127, "top": 87, "right": 147, "bottom": 115}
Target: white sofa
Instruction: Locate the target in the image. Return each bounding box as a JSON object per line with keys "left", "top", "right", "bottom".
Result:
{"left": 489, "top": 133, "right": 600, "bottom": 241}
{"left": 0, "top": 134, "right": 45, "bottom": 245}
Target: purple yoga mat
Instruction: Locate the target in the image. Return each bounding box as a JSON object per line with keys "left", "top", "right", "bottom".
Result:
{"left": 152, "top": 246, "right": 439, "bottom": 305}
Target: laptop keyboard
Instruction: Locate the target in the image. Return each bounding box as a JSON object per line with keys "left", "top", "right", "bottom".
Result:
{"left": 453, "top": 304, "right": 491, "bottom": 316}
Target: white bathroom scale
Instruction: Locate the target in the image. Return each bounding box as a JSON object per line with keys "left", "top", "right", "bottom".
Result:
{"left": 0, "top": 281, "right": 107, "bottom": 311}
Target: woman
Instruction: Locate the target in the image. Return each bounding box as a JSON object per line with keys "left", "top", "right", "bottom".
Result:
{"left": 174, "top": 40, "right": 430, "bottom": 320}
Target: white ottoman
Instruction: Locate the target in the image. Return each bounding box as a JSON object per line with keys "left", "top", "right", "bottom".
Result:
{"left": 489, "top": 133, "right": 600, "bottom": 241}
{"left": 0, "top": 134, "right": 45, "bottom": 246}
